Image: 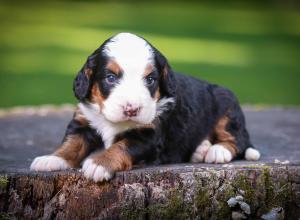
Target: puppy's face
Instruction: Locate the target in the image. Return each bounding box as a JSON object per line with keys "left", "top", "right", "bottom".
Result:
{"left": 74, "top": 33, "right": 175, "bottom": 125}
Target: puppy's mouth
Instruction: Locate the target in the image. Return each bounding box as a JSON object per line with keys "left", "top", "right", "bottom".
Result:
{"left": 106, "top": 114, "right": 154, "bottom": 127}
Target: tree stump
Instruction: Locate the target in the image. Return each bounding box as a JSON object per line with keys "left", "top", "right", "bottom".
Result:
{"left": 0, "top": 106, "right": 299, "bottom": 219}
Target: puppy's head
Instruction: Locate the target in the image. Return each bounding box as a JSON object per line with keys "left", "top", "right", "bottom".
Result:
{"left": 74, "top": 33, "right": 176, "bottom": 124}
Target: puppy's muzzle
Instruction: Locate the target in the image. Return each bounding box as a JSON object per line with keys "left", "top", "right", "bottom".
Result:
{"left": 123, "top": 104, "right": 141, "bottom": 117}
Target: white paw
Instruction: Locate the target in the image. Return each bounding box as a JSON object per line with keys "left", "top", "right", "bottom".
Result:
{"left": 82, "top": 158, "right": 113, "bottom": 182}
{"left": 191, "top": 140, "right": 212, "bottom": 162}
{"left": 30, "top": 155, "right": 70, "bottom": 171}
{"left": 245, "top": 147, "right": 260, "bottom": 161}
{"left": 204, "top": 144, "right": 233, "bottom": 163}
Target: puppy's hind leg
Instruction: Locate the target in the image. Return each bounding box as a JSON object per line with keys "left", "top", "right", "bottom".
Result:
{"left": 204, "top": 116, "right": 237, "bottom": 163}
{"left": 204, "top": 107, "right": 260, "bottom": 163}
{"left": 203, "top": 86, "right": 260, "bottom": 163}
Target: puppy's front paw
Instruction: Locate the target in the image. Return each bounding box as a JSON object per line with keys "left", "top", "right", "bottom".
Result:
{"left": 204, "top": 144, "right": 233, "bottom": 163}
{"left": 30, "top": 155, "right": 70, "bottom": 171}
{"left": 82, "top": 158, "right": 113, "bottom": 182}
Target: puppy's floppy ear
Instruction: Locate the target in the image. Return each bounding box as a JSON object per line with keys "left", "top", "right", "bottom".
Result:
{"left": 73, "top": 52, "right": 98, "bottom": 101}
{"left": 153, "top": 48, "right": 176, "bottom": 98}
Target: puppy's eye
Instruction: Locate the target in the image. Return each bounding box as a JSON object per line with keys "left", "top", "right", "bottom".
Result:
{"left": 105, "top": 74, "right": 117, "bottom": 85}
{"left": 145, "top": 76, "right": 156, "bottom": 86}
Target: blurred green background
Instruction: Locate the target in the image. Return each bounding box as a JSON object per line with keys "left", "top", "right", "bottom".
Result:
{"left": 0, "top": 0, "right": 299, "bottom": 108}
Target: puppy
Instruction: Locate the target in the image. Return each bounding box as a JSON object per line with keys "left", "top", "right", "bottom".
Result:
{"left": 30, "top": 33, "right": 260, "bottom": 182}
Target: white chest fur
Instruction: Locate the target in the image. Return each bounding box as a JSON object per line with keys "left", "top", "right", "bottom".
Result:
{"left": 78, "top": 103, "right": 136, "bottom": 148}
{"left": 78, "top": 97, "right": 175, "bottom": 149}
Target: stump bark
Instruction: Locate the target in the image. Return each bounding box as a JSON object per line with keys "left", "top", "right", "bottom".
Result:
{"left": 1, "top": 164, "right": 300, "bottom": 219}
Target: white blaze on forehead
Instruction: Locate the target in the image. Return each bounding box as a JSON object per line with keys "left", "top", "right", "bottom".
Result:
{"left": 100, "top": 33, "right": 157, "bottom": 125}
{"left": 103, "top": 33, "right": 154, "bottom": 73}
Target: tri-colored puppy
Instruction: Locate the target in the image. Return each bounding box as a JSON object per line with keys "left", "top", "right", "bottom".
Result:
{"left": 30, "top": 33, "right": 260, "bottom": 182}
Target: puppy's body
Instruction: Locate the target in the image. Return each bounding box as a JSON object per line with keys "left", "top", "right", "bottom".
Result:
{"left": 30, "top": 33, "right": 260, "bottom": 182}
{"left": 148, "top": 73, "right": 251, "bottom": 164}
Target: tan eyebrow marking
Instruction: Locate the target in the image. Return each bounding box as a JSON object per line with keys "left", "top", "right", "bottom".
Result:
{"left": 144, "top": 63, "right": 154, "bottom": 77}
{"left": 106, "top": 60, "right": 122, "bottom": 75}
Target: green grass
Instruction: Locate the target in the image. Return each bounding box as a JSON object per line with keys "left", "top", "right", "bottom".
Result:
{"left": 0, "top": 1, "right": 300, "bottom": 107}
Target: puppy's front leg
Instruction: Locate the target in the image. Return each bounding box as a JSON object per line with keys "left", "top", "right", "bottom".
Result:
{"left": 82, "top": 140, "right": 132, "bottom": 182}
{"left": 30, "top": 134, "right": 91, "bottom": 171}
{"left": 82, "top": 128, "right": 157, "bottom": 182}
{"left": 30, "top": 110, "right": 101, "bottom": 172}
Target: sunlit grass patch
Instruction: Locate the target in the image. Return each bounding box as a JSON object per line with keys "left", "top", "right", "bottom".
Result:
{"left": 173, "top": 62, "right": 300, "bottom": 105}
{"left": 0, "top": 73, "right": 75, "bottom": 107}
{"left": 0, "top": 1, "right": 299, "bottom": 107}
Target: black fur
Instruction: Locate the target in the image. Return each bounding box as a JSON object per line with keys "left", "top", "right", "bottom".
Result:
{"left": 153, "top": 46, "right": 177, "bottom": 99}
{"left": 114, "top": 72, "right": 253, "bottom": 164}
{"left": 157, "top": 73, "right": 252, "bottom": 163}
{"left": 67, "top": 35, "right": 255, "bottom": 166}
{"left": 73, "top": 52, "right": 99, "bottom": 101}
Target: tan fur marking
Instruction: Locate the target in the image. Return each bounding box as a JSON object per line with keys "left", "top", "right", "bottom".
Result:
{"left": 74, "top": 107, "right": 89, "bottom": 126}
{"left": 54, "top": 134, "right": 89, "bottom": 168}
{"left": 91, "top": 140, "right": 132, "bottom": 172}
{"left": 144, "top": 63, "right": 154, "bottom": 77}
{"left": 106, "top": 60, "right": 121, "bottom": 75}
{"left": 154, "top": 89, "right": 161, "bottom": 101}
{"left": 163, "top": 65, "right": 168, "bottom": 79}
{"left": 91, "top": 84, "right": 105, "bottom": 108}
{"left": 84, "top": 68, "right": 93, "bottom": 77}
{"left": 214, "top": 116, "right": 238, "bottom": 156}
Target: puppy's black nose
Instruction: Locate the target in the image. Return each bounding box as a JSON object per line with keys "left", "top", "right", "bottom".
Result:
{"left": 123, "top": 104, "right": 140, "bottom": 117}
